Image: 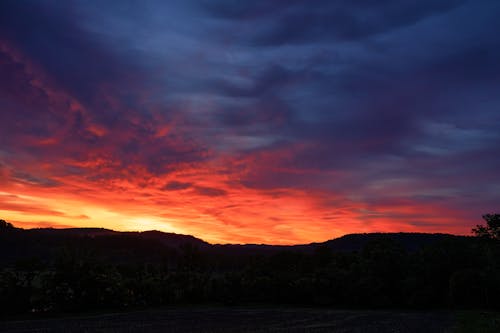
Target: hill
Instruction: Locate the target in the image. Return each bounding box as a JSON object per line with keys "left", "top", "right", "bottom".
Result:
{"left": 0, "top": 226, "right": 209, "bottom": 265}
{"left": 0, "top": 225, "right": 469, "bottom": 264}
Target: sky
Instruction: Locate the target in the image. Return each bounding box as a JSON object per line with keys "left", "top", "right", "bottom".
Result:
{"left": 0, "top": 0, "right": 499, "bottom": 244}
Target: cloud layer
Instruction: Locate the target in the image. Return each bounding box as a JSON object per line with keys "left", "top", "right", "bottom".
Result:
{"left": 0, "top": 0, "right": 499, "bottom": 243}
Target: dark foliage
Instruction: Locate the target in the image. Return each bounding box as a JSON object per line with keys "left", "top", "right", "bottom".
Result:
{"left": 473, "top": 214, "right": 500, "bottom": 240}
{"left": 0, "top": 219, "right": 14, "bottom": 229}
{"left": 1, "top": 219, "right": 499, "bottom": 317}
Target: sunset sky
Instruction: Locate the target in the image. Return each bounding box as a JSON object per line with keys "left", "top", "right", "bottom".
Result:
{"left": 0, "top": 0, "right": 499, "bottom": 244}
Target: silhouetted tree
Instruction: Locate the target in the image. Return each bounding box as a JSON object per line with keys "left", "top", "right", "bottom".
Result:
{"left": 0, "top": 219, "right": 14, "bottom": 230}
{"left": 472, "top": 214, "right": 500, "bottom": 239}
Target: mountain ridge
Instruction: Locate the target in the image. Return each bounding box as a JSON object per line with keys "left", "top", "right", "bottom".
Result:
{"left": 1, "top": 224, "right": 471, "bottom": 253}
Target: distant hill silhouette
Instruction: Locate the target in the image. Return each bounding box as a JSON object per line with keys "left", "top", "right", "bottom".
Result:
{"left": 321, "top": 232, "right": 466, "bottom": 252}
{"left": 0, "top": 225, "right": 469, "bottom": 264}
{"left": 26, "top": 227, "right": 210, "bottom": 247}
{"left": 0, "top": 226, "right": 209, "bottom": 265}
{"left": 209, "top": 232, "right": 470, "bottom": 258}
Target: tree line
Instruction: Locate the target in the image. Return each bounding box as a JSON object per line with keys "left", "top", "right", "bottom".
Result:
{"left": 0, "top": 214, "right": 499, "bottom": 316}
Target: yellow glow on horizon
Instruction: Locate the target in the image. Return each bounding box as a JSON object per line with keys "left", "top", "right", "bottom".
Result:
{"left": 125, "top": 217, "right": 183, "bottom": 234}
{"left": 0, "top": 176, "right": 474, "bottom": 245}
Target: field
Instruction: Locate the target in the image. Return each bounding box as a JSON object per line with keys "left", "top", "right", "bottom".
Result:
{"left": 0, "top": 307, "right": 458, "bottom": 333}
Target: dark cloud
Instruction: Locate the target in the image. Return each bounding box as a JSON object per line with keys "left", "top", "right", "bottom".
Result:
{"left": 210, "top": 64, "right": 306, "bottom": 98}
{"left": 0, "top": 0, "right": 142, "bottom": 104}
{"left": 193, "top": 186, "right": 228, "bottom": 197}
{"left": 216, "top": 96, "right": 293, "bottom": 132}
{"left": 204, "top": 0, "right": 466, "bottom": 45}
{"left": 162, "top": 181, "right": 193, "bottom": 191}
{"left": 12, "top": 171, "right": 60, "bottom": 188}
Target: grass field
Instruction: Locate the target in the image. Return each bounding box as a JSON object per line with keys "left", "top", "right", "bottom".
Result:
{"left": 0, "top": 307, "right": 461, "bottom": 333}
